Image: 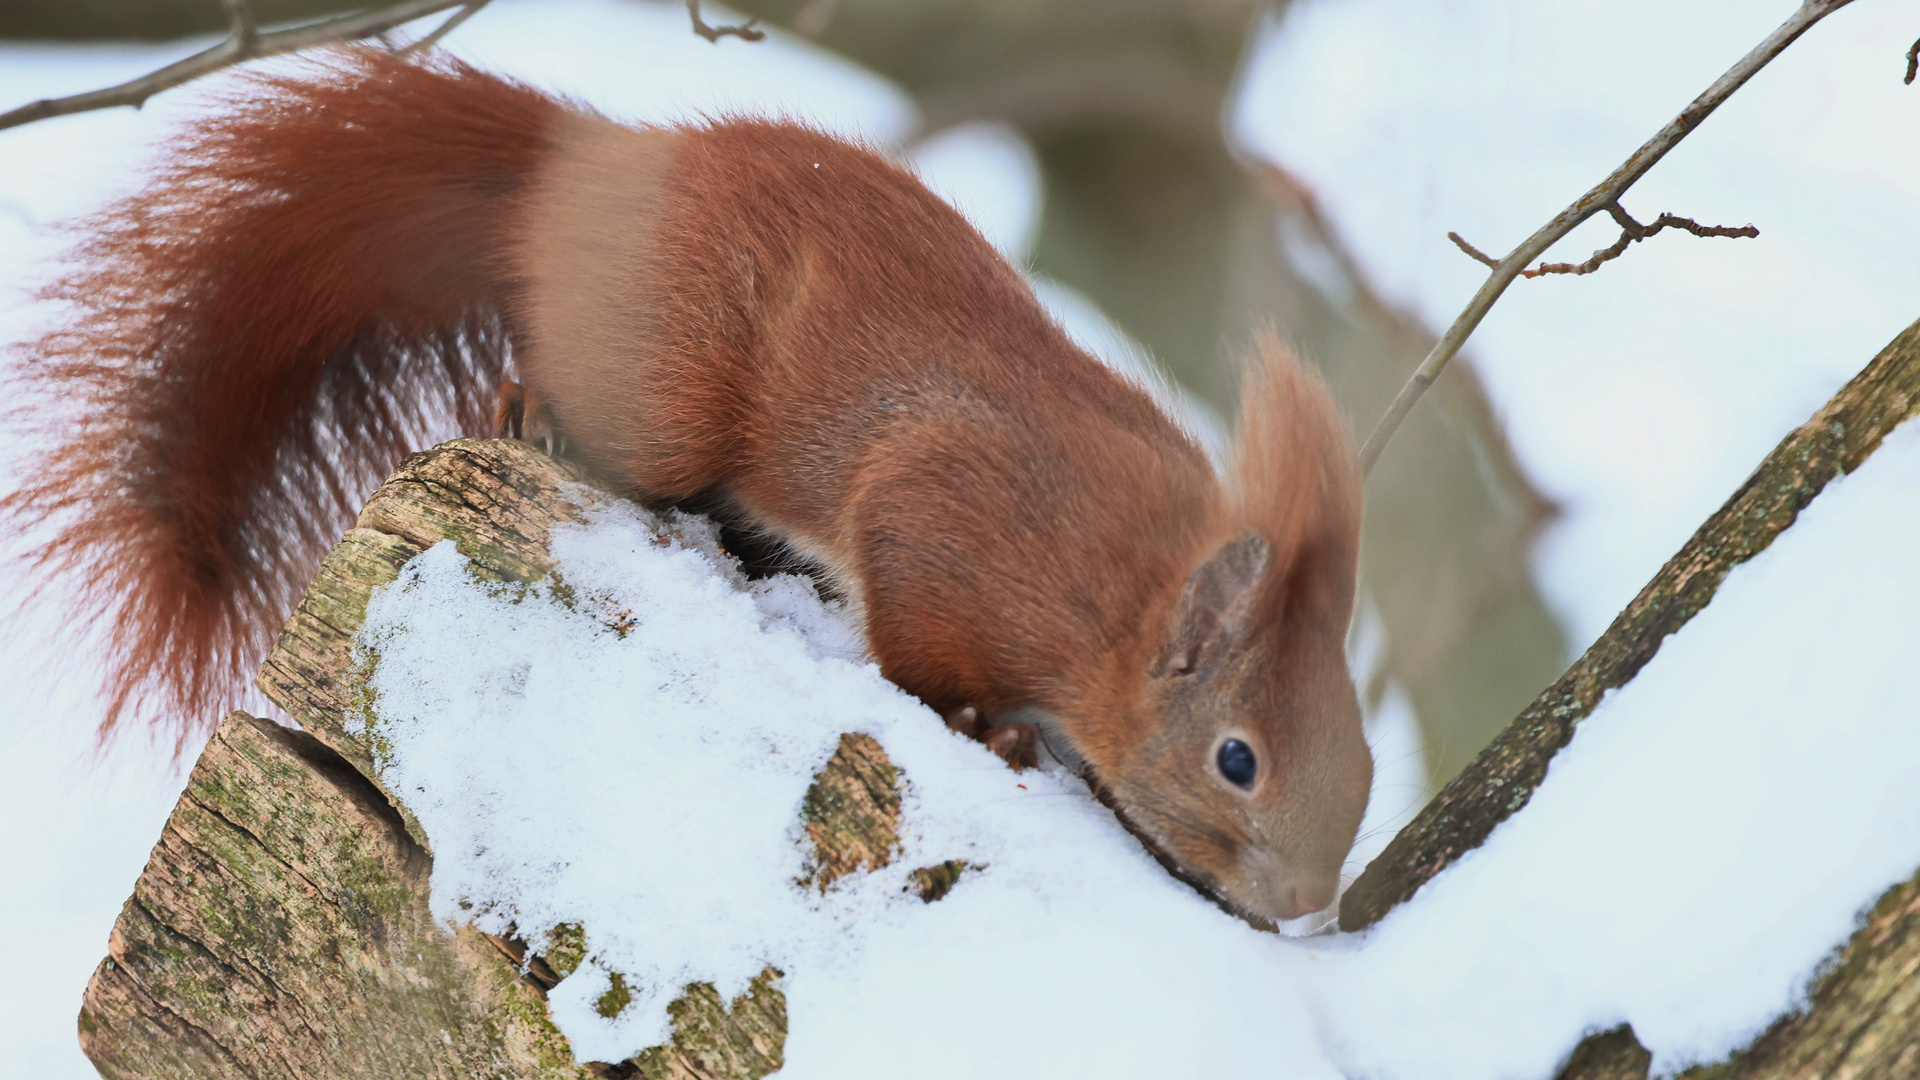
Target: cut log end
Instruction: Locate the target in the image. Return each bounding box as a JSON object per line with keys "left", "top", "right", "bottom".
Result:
{"left": 87, "top": 438, "right": 965, "bottom": 1078}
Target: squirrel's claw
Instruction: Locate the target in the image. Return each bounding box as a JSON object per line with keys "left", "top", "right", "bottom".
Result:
{"left": 981, "top": 724, "right": 1039, "bottom": 771}
{"left": 493, "top": 380, "right": 527, "bottom": 439}
{"left": 944, "top": 705, "right": 984, "bottom": 738}
{"left": 493, "top": 379, "right": 566, "bottom": 458}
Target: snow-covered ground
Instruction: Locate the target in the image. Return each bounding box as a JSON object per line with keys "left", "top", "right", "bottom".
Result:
{"left": 357, "top": 416, "right": 1920, "bottom": 1078}
{"left": 2, "top": 0, "right": 1916, "bottom": 1075}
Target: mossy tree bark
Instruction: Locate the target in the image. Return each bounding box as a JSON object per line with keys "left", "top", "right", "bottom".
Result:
{"left": 81, "top": 439, "right": 953, "bottom": 1079}
{"left": 1336, "top": 317, "right": 1920, "bottom": 1076}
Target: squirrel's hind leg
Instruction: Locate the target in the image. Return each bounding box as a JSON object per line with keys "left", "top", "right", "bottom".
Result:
{"left": 493, "top": 379, "right": 568, "bottom": 457}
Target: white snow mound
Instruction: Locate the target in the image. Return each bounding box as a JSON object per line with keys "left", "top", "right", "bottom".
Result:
{"left": 356, "top": 419, "right": 1920, "bottom": 1077}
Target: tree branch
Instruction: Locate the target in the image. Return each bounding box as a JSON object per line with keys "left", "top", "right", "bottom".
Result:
{"left": 0, "top": 0, "right": 477, "bottom": 134}
{"left": 1447, "top": 231, "right": 1500, "bottom": 269}
{"left": 1452, "top": 201, "right": 1759, "bottom": 279}
{"left": 1358, "top": 0, "right": 1857, "bottom": 476}
{"left": 685, "top": 0, "right": 764, "bottom": 43}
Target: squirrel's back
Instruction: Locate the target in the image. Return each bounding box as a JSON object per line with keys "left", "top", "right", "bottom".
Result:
{"left": 516, "top": 115, "right": 1220, "bottom": 718}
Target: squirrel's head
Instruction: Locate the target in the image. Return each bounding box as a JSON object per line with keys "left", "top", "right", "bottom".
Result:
{"left": 1098, "top": 341, "right": 1369, "bottom": 925}
{"left": 1100, "top": 531, "right": 1371, "bottom": 924}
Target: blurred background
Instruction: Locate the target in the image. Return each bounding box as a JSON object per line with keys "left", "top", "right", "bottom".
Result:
{"left": 2, "top": 0, "right": 1915, "bottom": 1075}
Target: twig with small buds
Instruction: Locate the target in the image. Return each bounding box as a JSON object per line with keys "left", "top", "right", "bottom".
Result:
{"left": 1359, "top": 0, "right": 1856, "bottom": 476}
{"left": 1451, "top": 201, "right": 1759, "bottom": 280}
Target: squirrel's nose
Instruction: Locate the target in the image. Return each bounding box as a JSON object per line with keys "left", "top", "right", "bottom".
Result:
{"left": 1238, "top": 847, "right": 1340, "bottom": 920}
{"left": 1293, "top": 876, "right": 1337, "bottom": 917}
{"left": 1270, "top": 872, "right": 1338, "bottom": 921}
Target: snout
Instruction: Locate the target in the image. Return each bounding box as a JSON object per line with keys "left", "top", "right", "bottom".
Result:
{"left": 1232, "top": 847, "right": 1340, "bottom": 922}
{"left": 1281, "top": 876, "right": 1338, "bottom": 920}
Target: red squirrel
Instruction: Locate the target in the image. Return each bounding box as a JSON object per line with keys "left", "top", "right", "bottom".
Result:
{"left": 5, "top": 50, "right": 1370, "bottom": 923}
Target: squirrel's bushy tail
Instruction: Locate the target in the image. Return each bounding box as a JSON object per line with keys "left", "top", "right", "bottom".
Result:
{"left": 4, "top": 49, "right": 566, "bottom": 748}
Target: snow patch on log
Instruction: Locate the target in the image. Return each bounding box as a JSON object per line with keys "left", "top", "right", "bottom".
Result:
{"left": 351, "top": 417, "right": 1920, "bottom": 1077}
{"left": 353, "top": 496, "right": 1334, "bottom": 1074}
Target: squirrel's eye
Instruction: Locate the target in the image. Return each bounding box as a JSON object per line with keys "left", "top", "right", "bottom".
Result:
{"left": 1216, "top": 738, "right": 1257, "bottom": 789}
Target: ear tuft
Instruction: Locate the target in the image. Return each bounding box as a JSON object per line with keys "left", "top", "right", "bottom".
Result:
{"left": 1225, "top": 337, "right": 1362, "bottom": 612}
{"left": 1151, "top": 533, "right": 1271, "bottom": 679}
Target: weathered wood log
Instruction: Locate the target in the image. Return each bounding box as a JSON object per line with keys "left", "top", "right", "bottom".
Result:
{"left": 254, "top": 439, "right": 602, "bottom": 830}
{"left": 82, "top": 438, "right": 949, "bottom": 1078}
{"left": 78, "top": 709, "right": 581, "bottom": 1079}
{"left": 1334, "top": 318, "right": 1920, "bottom": 1076}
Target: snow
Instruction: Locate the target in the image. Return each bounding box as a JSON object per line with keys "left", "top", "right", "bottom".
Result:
{"left": 356, "top": 489, "right": 1340, "bottom": 1075}
{"left": 352, "top": 413, "right": 1920, "bottom": 1077}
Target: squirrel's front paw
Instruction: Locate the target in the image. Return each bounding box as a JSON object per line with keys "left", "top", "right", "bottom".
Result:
{"left": 944, "top": 707, "right": 1038, "bottom": 771}
{"left": 980, "top": 723, "right": 1038, "bottom": 770}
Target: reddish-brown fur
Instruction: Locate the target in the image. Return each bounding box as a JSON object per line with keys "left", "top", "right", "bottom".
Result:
{"left": 6, "top": 49, "right": 1370, "bottom": 921}
{"left": 5, "top": 54, "right": 561, "bottom": 750}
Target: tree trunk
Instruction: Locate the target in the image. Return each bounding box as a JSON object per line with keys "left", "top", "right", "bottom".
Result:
{"left": 80, "top": 439, "right": 937, "bottom": 1079}
{"left": 1337, "top": 317, "right": 1920, "bottom": 1076}
{"left": 78, "top": 708, "right": 582, "bottom": 1079}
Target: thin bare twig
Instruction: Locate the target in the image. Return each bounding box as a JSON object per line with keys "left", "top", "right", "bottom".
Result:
{"left": 398, "top": 0, "right": 491, "bottom": 57}
{"left": 1520, "top": 208, "right": 1758, "bottom": 277}
{"left": 1905, "top": 37, "right": 1920, "bottom": 84}
{"left": 0, "top": 0, "right": 476, "bottom": 134}
{"left": 1450, "top": 201, "right": 1759, "bottom": 279}
{"left": 685, "top": 0, "right": 764, "bottom": 43}
{"left": 1447, "top": 231, "right": 1500, "bottom": 269}
{"left": 1360, "top": 0, "right": 1856, "bottom": 476}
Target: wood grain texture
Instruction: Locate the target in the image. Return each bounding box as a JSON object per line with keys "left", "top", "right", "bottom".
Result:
{"left": 78, "top": 710, "right": 581, "bottom": 1080}
{"left": 800, "top": 732, "right": 903, "bottom": 892}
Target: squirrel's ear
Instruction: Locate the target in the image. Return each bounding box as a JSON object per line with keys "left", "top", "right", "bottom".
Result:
{"left": 1150, "top": 533, "right": 1271, "bottom": 679}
